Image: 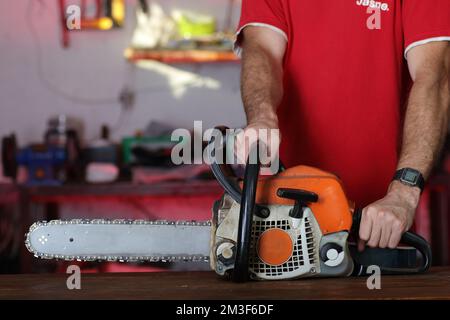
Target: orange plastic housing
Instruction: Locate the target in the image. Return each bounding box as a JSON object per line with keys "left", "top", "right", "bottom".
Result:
{"left": 253, "top": 166, "right": 353, "bottom": 235}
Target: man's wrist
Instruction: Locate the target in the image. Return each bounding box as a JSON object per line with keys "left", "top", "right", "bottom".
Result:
{"left": 246, "top": 103, "right": 278, "bottom": 125}
{"left": 388, "top": 180, "right": 421, "bottom": 207}
{"left": 247, "top": 110, "right": 279, "bottom": 128}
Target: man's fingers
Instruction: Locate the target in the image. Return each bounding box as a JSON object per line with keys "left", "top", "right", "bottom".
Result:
{"left": 379, "top": 222, "right": 392, "bottom": 248}
{"left": 263, "top": 129, "right": 280, "bottom": 164}
{"left": 235, "top": 130, "right": 255, "bottom": 164}
{"left": 358, "top": 207, "right": 372, "bottom": 242}
{"left": 235, "top": 128, "right": 280, "bottom": 168}
{"left": 388, "top": 221, "right": 404, "bottom": 248}
{"left": 234, "top": 132, "right": 248, "bottom": 164}
{"left": 235, "top": 128, "right": 260, "bottom": 164}
{"left": 357, "top": 208, "right": 372, "bottom": 252}
{"left": 367, "top": 214, "right": 382, "bottom": 248}
{"left": 388, "top": 230, "right": 402, "bottom": 249}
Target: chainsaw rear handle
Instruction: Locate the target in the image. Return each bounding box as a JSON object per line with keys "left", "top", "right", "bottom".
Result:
{"left": 352, "top": 208, "right": 432, "bottom": 275}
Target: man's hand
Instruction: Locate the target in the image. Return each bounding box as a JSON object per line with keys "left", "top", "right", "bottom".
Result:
{"left": 358, "top": 181, "right": 421, "bottom": 251}
{"left": 234, "top": 115, "right": 280, "bottom": 167}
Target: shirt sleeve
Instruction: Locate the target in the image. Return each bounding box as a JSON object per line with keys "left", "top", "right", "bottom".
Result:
{"left": 234, "top": 0, "right": 288, "bottom": 55}
{"left": 402, "top": 0, "right": 450, "bottom": 59}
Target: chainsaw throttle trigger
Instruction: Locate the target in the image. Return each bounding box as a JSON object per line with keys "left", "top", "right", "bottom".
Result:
{"left": 277, "top": 188, "right": 318, "bottom": 219}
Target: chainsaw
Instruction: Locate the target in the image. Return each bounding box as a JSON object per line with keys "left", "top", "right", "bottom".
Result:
{"left": 25, "top": 132, "right": 431, "bottom": 282}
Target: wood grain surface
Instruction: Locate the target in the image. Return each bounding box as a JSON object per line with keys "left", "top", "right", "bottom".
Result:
{"left": 0, "top": 267, "right": 449, "bottom": 300}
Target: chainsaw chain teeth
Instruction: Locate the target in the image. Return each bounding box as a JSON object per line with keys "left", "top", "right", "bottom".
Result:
{"left": 25, "top": 219, "right": 212, "bottom": 263}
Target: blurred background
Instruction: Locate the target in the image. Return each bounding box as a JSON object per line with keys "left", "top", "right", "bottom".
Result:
{"left": 0, "top": 0, "right": 449, "bottom": 275}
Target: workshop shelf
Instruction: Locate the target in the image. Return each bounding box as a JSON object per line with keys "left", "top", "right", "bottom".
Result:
{"left": 124, "top": 47, "right": 239, "bottom": 64}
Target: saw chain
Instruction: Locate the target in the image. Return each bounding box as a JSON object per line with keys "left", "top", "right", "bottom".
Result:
{"left": 25, "top": 219, "right": 212, "bottom": 263}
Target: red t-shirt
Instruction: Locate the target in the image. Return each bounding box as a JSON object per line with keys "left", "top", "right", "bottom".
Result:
{"left": 236, "top": 0, "right": 450, "bottom": 206}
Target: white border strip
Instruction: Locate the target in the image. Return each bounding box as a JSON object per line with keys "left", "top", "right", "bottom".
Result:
{"left": 405, "top": 36, "right": 450, "bottom": 59}
{"left": 234, "top": 22, "right": 288, "bottom": 57}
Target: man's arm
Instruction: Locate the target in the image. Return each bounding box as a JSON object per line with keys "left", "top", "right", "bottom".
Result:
{"left": 359, "top": 42, "right": 450, "bottom": 250}
{"left": 235, "top": 26, "right": 286, "bottom": 163}
{"left": 240, "top": 26, "right": 286, "bottom": 129}
{"left": 400, "top": 42, "right": 450, "bottom": 176}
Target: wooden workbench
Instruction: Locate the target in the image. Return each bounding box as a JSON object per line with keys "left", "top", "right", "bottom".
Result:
{"left": 1, "top": 267, "right": 449, "bottom": 300}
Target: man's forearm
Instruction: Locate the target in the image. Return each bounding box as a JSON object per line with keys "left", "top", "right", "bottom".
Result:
{"left": 397, "top": 74, "right": 450, "bottom": 179}
{"left": 241, "top": 40, "right": 284, "bottom": 125}
{"left": 359, "top": 44, "right": 449, "bottom": 249}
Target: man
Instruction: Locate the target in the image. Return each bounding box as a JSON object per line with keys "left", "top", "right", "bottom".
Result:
{"left": 235, "top": 0, "right": 450, "bottom": 250}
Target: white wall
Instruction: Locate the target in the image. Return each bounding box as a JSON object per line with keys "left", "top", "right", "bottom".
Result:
{"left": 0, "top": 0, "right": 245, "bottom": 145}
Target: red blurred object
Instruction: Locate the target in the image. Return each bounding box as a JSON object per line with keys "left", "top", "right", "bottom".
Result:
{"left": 414, "top": 187, "right": 431, "bottom": 242}
{"left": 59, "top": 0, "right": 70, "bottom": 48}
{"left": 445, "top": 155, "right": 450, "bottom": 173}
{"left": 56, "top": 261, "right": 168, "bottom": 273}
{"left": 96, "top": 0, "right": 102, "bottom": 18}
{"left": 428, "top": 175, "right": 450, "bottom": 266}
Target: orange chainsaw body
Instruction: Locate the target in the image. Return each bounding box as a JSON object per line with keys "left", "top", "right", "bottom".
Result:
{"left": 243, "top": 165, "right": 354, "bottom": 235}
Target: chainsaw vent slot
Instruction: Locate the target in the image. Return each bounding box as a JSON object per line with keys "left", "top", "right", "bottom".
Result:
{"left": 250, "top": 218, "right": 316, "bottom": 278}
{"left": 304, "top": 218, "right": 315, "bottom": 264}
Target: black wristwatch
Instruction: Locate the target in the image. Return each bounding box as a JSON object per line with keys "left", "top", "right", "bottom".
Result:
{"left": 393, "top": 168, "right": 425, "bottom": 193}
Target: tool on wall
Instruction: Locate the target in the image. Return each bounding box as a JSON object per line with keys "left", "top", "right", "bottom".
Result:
{"left": 58, "top": 0, "right": 125, "bottom": 48}
{"left": 25, "top": 127, "right": 431, "bottom": 281}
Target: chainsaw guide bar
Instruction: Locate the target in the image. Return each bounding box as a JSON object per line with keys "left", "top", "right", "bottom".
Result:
{"left": 25, "top": 219, "right": 212, "bottom": 263}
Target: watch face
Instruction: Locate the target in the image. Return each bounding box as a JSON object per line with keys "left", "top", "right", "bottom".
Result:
{"left": 402, "top": 170, "right": 419, "bottom": 184}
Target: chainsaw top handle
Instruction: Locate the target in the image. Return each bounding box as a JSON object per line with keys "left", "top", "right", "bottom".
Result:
{"left": 233, "top": 149, "right": 260, "bottom": 282}
{"left": 351, "top": 208, "right": 432, "bottom": 275}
